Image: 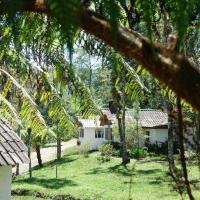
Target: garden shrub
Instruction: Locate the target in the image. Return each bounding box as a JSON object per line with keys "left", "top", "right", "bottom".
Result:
{"left": 108, "top": 141, "right": 121, "bottom": 150}
{"left": 111, "top": 149, "right": 121, "bottom": 157}
{"left": 79, "top": 143, "right": 90, "bottom": 157}
{"left": 145, "top": 141, "right": 179, "bottom": 155}
{"left": 77, "top": 140, "right": 81, "bottom": 146}
{"left": 175, "top": 150, "right": 196, "bottom": 162}
{"left": 106, "top": 141, "right": 122, "bottom": 157}
{"left": 98, "top": 143, "right": 113, "bottom": 162}
{"left": 186, "top": 150, "right": 196, "bottom": 161}
{"left": 128, "top": 148, "right": 148, "bottom": 159}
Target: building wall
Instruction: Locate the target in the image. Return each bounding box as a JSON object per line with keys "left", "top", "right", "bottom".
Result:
{"left": 79, "top": 127, "right": 169, "bottom": 149}
{"left": 146, "top": 128, "right": 168, "bottom": 144}
{"left": 0, "top": 165, "right": 12, "bottom": 200}
{"left": 79, "top": 127, "right": 108, "bottom": 150}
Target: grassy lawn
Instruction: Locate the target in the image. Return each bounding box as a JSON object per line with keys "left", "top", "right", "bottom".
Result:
{"left": 12, "top": 197, "right": 43, "bottom": 200}
{"left": 12, "top": 148, "right": 200, "bottom": 200}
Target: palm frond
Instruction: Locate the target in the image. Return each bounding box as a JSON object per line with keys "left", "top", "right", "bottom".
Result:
{"left": 0, "top": 69, "right": 47, "bottom": 133}
{"left": 0, "top": 93, "right": 21, "bottom": 126}
{"left": 60, "top": 60, "right": 101, "bottom": 117}
{"left": 48, "top": 94, "right": 77, "bottom": 136}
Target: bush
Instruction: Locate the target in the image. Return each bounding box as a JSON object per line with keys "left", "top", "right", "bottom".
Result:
{"left": 77, "top": 140, "right": 81, "bottom": 146}
{"left": 107, "top": 141, "right": 121, "bottom": 150}
{"left": 98, "top": 144, "right": 113, "bottom": 162}
{"left": 79, "top": 143, "right": 90, "bottom": 157}
{"left": 148, "top": 152, "right": 158, "bottom": 157}
{"left": 175, "top": 150, "right": 196, "bottom": 162}
{"left": 111, "top": 149, "right": 121, "bottom": 157}
{"left": 145, "top": 141, "right": 179, "bottom": 155}
{"left": 128, "top": 148, "right": 148, "bottom": 159}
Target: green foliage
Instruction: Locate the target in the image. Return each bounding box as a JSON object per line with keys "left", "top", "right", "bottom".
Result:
{"left": 161, "top": 87, "right": 193, "bottom": 111}
{"left": 128, "top": 148, "right": 148, "bottom": 159}
{"left": 111, "top": 149, "right": 121, "bottom": 157}
{"left": 47, "top": 0, "right": 81, "bottom": 60}
{"left": 108, "top": 53, "right": 146, "bottom": 103}
{"left": 77, "top": 140, "right": 81, "bottom": 146}
{"left": 136, "top": 0, "right": 156, "bottom": 38}
{"left": 98, "top": 143, "right": 113, "bottom": 162}
{"left": 0, "top": 94, "right": 21, "bottom": 126}
{"left": 166, "top": 0, "right": 199, "bottom": 49}
{"left": 0, "top": 69, "right": 47, "bottom": 133}
{"left": 78, "top": 143, "right": 90, "bottom": 157}
{"left": 48, "top": 94, "right": 77, "bottom": 135}
{"left": 125, "top": 122, "right": 145, "bottom": 149}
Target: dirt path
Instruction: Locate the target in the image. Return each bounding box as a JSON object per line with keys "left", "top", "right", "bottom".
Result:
{"left": 12, "top": 139, "right": 77, "bottom": 175}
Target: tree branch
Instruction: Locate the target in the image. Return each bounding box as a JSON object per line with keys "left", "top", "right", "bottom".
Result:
{"left": 6, "top": 1, "right": 200, "bottom": 111}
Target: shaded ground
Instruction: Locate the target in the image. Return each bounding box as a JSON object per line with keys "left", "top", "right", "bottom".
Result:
{"left": 12, "top": 139, "right": 76, "bottom": 175}
{"left": 12, "top": 148, "right": 200, "bottom": 200}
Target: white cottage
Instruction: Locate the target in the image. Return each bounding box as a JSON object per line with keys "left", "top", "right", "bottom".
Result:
{"left": 77, "top": 109, "right": 170, "bottom": 149}
{"left": 78, "top": 109, "right": 195, "bottom": 150}
{"left": 0, "top": 119, "right": 29, "bottom": 200}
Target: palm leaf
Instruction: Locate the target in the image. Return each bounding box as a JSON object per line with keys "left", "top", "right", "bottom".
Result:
{"left": 0, "top": 93, "right": 21, "bottom": 126}
{"left": 0, "top": 69, "right": 47, "bottom": 133}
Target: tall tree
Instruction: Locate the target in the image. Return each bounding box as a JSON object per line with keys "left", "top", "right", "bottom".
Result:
{"left": 12, "top": 0, "right": 199, "bottom": 112}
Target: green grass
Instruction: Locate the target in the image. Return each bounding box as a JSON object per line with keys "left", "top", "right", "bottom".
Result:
{"left": 12, "top": 148, "right": 200, "bottom": 200}
{"left": 12, "top": 197, "right": 44, "bottom": 200}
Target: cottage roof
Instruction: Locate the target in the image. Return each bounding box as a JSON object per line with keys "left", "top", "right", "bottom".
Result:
{"left": 138, "top": 109, "right": 168, "bottom": 128}
{"left": 78, "top": 109, "right": 168, "bottom": 129}
{"left": 78, "top": 119, "right": 101, "bottom": 128}
{"left": 102, "top": 109, "right": 168, "bottom": 128}
{"left": 0, "top": 119, "right": 29, "bottom": 166}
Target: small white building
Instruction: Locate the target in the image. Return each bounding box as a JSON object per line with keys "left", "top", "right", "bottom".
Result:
{"left": 78, "top": 109, "right": 194, "bottom": 150}
{"left": 78, "top": 119, "right": 112, "bottom": 150}
{"left": 0, "top": 119, "right": 29, "bottom": 200}
{"left": 77, "top": 109, "right": 170, "bottom": 149}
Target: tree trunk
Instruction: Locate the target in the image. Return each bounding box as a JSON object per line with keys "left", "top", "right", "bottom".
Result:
{"left": 121, "top": 70, "right": 130, "bottom": 165}
{"left": 168, "top": 110, "right": 175, "bottom": 172}
{"left": 35, "top": 145, "right": 43, "bottom": 167}
{"left": 177, "top": 98, "right": 194, "bottom": 200}
{"left": 27, "top": 128, "right": 32, "bottom": 179}
{"left": 194, "top": 112, "right": 200, "bottom": 171}
{"left": 117, "top": 116, "right": 129, "bottom": 165}
{"left": 136, "top": 119, "right": 139, "bottom": 150}
{"left": 110, "top": 64, "right": 129, "bottom": 165}
{"left": 165, "top": 101, "right": 175, "bottom": 172}
{"left": 89, "top": 54, "right": 92, "bottom": 89}
{"left": 57, "top": 135, "right": 61, "bottom": 160}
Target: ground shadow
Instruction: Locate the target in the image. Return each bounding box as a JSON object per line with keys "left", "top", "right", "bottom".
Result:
{"left": 14, "top": 177, "right": 78, "bottom": 189}
{"left": 191, "top": 179, "right": 200, "bottom": 184}
{"left": 85, "top": 167, "right": 107, "bottom": 175}
{"left": 149, "top": 176, "right": 169, "bottom": 185}
{"left": 85, "top": 163, "right": 134, "bottom": 177}
{"left": 136, "top": 168, "right": 162, "bottom": 175}
{"left": 33, "top": 157, "right": 77, "bottom": 171}
{"left": 108, "top": 164, "right": 134, "bottom": 176}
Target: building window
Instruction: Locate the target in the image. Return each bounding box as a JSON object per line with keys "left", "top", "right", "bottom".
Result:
{"left": 105, "top": 128, "right": 112, "bottom": 140}
{"left": 95, "top": 128, "right": 104, "bottom": 138}
{"left": 79, "top": 128, "right": 84, "bottom": 138}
